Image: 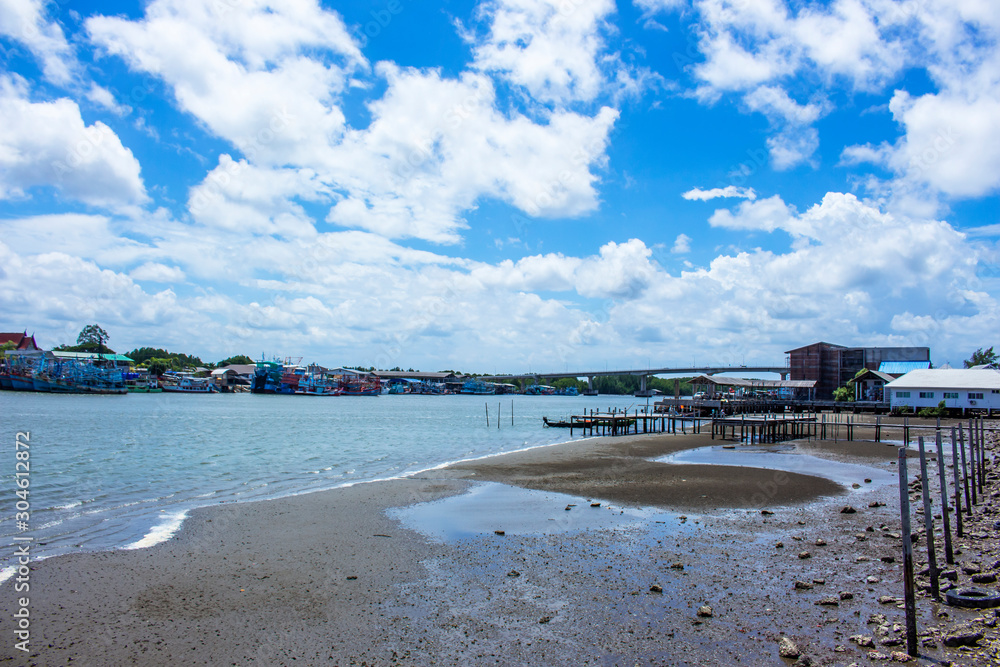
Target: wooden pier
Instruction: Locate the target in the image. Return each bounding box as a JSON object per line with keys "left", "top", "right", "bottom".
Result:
{"left": 711, "top": 414, "right": 817, "bottom": 444}
{"left": 567, "top": 409, "right": 710, "bottom": 437}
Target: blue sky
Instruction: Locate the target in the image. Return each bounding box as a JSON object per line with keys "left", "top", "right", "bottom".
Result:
{"left": 1, "top": 0, "right": 998, "bottom": 372}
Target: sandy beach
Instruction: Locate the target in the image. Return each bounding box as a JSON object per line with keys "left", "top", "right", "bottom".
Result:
{"left": 4, "top": 428, "right": 998, "bottom": 666}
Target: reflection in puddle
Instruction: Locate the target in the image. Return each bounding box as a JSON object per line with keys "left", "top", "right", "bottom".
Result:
{"left": 655, "top": 445, "right": 895, "bottom": 489}
{"left": 390, "top": 482, "right": 665, "bottom": 542}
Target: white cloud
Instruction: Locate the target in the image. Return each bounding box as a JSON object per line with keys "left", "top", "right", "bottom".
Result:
{"left": 0, "top": 76, "right": 147, "bottom": 208}
{"left": 671, "top": 233, "right": 691, "bottom": 253}
{"left": 0, "top": 0, "right": 75, "bottom": 84}
{"left": 708, "top": 195, "right": 796, "bottom": 233}
{"left": 130, "top": 263, "right": 186, "bottom": 283}
{"left": 324, "top": 65, "right": 619, "bottom": 243}
{"left": 470, "top": 0, "right": 618, "bottom": 104}
{"left": 87, "top": 0, "right": 366, "bottom": 166}
{"left": 682, "top": 186, "right": 757, "bottom": 201}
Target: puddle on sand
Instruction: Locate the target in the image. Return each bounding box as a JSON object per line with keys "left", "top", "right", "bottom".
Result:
{"left": 390, "top": 481, "right": 668, "bottom": 542}
{"left": 655, "top": 445, "right": 896, "bottom": 489}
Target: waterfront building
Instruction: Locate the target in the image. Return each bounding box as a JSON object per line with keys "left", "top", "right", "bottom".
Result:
{"left": 786, "top": 342, "right": 930, "bottom": 400}
{"left": 886, "top": 368, "right": 1000, "bottom": 413}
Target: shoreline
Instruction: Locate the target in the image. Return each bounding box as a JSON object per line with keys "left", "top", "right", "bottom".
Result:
{"left": 4, "top": 429, "right": 997, "bottom": 665}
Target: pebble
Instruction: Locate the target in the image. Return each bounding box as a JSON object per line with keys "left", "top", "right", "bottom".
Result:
{"left": 816, "top": 596, "right": 840, "bottom": 606}
{"left": 671, "top": 562, "right": 684, "bottom": 570}
{"left": 539, "top": 615, "right": 552, "bottom": 624}
{"left": 841, "top": 505, "right": 857, "bottom": 514}
{"left": 889, "top": 651, "right": 912, "bottom": 662}
{"left": 696, "top": 605, "right": 713, "bottom": 617}
{"left": 649, "top": 584, "right": 662, "bottom": 593}
{"left": 867, "top": 650, "right": 890, "bottom": 660}
{"left": 867, "top": 576, "right": 880, "bottom": 584}
{"left": 962, "top": 564, "right": 982, "bottom": 575}
{"left": 879, "top": 595, "right": 899, "bottom": 605}
{"left": 794, "top": 581, "right": 814, "bottom": 590}
{"left": 942, "top": 628, "right": 983, "bottom": 647}
{"left": 815, "top": 538, "right": 826, "bottom": 546}
{"left": 778, "top": 637, "right": 800, "bottom": 658}
{"left": 839, "top": 591, "right": 854, "bottom": 600}
{"left": 798, "top": 551, "right": 811, "bottom": 559}
{"left": 494, "top": 530, "right": 505, "bottom": 536}
{"left": 507, "top": 570, "right": 520, "bottom": 577}
{"left": 850, "top": 635, "right": 875, "bottom": 647}
{"left": 761, "top": 509, "right": 774, "bottom": 515}
{"left": 972, "top": 572, "right": 997, "bottom": 584}
{"left": 776, "top": 542, "right": 784, "bottom": 549}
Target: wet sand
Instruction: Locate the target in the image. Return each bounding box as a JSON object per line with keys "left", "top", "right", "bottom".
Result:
{"left": 3, "top": 430, "right": 997, "bottom": 665}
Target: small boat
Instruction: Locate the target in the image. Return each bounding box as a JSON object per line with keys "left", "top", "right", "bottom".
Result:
{"left": 161, "top": 374, "right": 216, "bottom": 393}
{"left": 542, "top": 417, "right": 594, "bottom": 428}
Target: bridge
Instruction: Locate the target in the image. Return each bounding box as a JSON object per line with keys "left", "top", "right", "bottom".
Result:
{"left": 481, "top": 365, "right": 789, "bottom": 396}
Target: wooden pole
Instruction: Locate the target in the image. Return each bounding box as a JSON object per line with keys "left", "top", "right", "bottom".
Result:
{"left": 952, "top": 426, "right": 963, "bottom": 538}
{"left": 498, "top": 402, "right": 500, "bottom": 429}
{"left": 898, "top": 446, "right": 918, "bottom": 657}
{"left": 979, "top": 417, "right": 986, "bottom": 495}
{"left": 959, "top": 424, "right": 973, "bottom": 511}
{"left": 918, "top": 437, "right": 940, "bottom": 600}
{"left": 934, "top": 431, "right": 954, "bottom": 565}
{"left": 485, "top": 402, "right": 489, "bottom": 428}
{"left": 967, "top": 420, "right": 978, "bottom": 505}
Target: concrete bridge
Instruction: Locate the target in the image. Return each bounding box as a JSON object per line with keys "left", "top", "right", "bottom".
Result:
{"left": 482, "top": 365, "right": 789, "bottom": 396}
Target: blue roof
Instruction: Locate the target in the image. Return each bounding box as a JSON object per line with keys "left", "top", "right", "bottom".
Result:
{"left": 879, "top": 360, "right": 931, "bottom": 374}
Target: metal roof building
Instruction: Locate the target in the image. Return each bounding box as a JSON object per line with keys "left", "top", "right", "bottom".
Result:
{"left": 886, "top": 369, "right": 1000, "bottom": 412}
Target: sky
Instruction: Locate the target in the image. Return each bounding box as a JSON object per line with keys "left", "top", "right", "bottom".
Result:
{"left": 1, "top": 0, "right": 998, "bottom": 373}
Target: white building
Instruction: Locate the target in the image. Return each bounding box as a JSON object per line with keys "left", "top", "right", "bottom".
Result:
{"left": 885, "top": 368, "right": 1000, "bottom": 413}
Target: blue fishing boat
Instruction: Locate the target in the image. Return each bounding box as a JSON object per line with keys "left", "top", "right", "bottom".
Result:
{"left": 460, "top": 379, "right": 495, "bottom": 395}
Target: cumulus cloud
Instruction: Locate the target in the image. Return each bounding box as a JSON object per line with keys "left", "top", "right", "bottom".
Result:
{"left": 682, "top": 186, "right": 757, "bottom": 201}
{"left": 470, "top": 0, "right": 618, "bottom": 104}
{"left": 644, "top": 0, "right": 1000, "bottom": 197}
{"left": 0, "top": 0, "right": 75, "bottom": 84}
{"left": 130, "top": 263, "right": 186, "bottom": 283}
{"left": 671, "top": 234, "right": 691, "bottom": 253}
{"left": 87, "top": 0, "right": 366, "bottom": 166}
{"left": 0, "top": 76, "right": 146, "bottom": 208}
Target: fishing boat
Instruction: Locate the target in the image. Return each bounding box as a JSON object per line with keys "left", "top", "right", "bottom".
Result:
{"left": 460, "top": 379, "right": 495, "bottom": 395}
{"left": 251, "top": 360, "right": 283, "bottom": 393}
{"left": 124, "top": 371, "right": 162, "bottom": 393}
{"left": 337, "top": 375, "right": 381, "bottom": 396}
{"left": 161, "top": 373, "right": 216, "bottom": 393}
{"left": 524, "top": 384, "right": 556, "bottom": 395}
{"left": 296, "top": 374, "right": 339, "bottom": 396}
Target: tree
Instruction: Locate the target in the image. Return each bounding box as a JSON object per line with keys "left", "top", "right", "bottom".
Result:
{"left": 54, "top": 324, "right": 115, "bottom": 354}
{"left": 218, "top": 355, "right": 254, "bottom": 367}
{"left": 77, "top": 324, "right": 110, "bottom": 349}
{"left": 147, "top": 360, "right": 168, "bottom": 377}
{"left": 964, "top": 346, "right": 998, "bottom": 368}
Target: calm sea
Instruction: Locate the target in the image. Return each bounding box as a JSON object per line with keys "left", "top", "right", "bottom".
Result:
{"left": 2, "top": 392, "right": 646, "bottom": 576}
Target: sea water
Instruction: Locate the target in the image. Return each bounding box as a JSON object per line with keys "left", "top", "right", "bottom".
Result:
{"left": 1, "top": 391, "right": 644, "bottom": 575}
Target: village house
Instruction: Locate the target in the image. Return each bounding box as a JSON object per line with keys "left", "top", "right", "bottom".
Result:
{"left": 886, "top": 368, "right": 1000, "bottom": 415}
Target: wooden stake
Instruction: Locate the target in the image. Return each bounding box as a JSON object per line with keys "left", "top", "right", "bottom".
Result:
{"left": 918, "top": 437, "right": 940, "bottom": 600}
{"left": 934, "top": 431, "right": 954, "bottom": 565}
{"left": 485, "top": 402, "right": 489, "bottom": 428}
{"left": 898, "top": 446, "right": 918, "bottom": 657}
{"left": 952, "top": 426, "right": 963, "bottom": 538}
{"left": 959, "top": 424, "right": 973, "bottom": 511}
{"left": 968, "top": 420, "right": 978, "bottom": 505}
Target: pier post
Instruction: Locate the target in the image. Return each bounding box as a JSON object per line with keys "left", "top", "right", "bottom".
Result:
{"left": 918, "top": 437, "right": 940, "bottom": 600}
{"left": 952, "top": 427, "right": 963, "bottom": 537}
{"left": 897, "top": 447, "right": 918, "bottom": 657}
{"left": 935, "top": 431, "right": 954, "bottom": 565}
{"left": 959, "top": 424, "right": 973, "bottom": 511}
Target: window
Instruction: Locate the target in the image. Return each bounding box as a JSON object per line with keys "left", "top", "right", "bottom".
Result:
{"left": 992, "top": 390, "right": 999, "bottom": 394}
{"left": 895, "top": 391, "right": 910, "bottom": 398}
{"left": 969, "top": 392, "right": 984, "bottom": 400}
{"left": 943, "top": 392, "right": 959, "bottom": 399}
{"left": 919, "top": 391, "right": 934, "bottom": 399}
